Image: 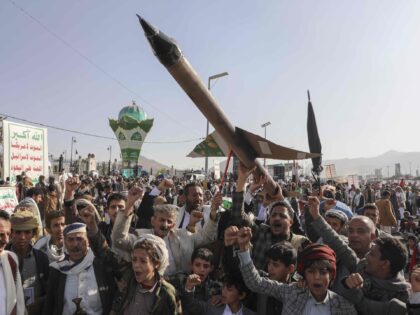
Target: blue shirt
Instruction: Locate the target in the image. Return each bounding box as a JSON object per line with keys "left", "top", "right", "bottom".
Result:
{"left": 320, "top": 200, "right": 353, "bottom": 219}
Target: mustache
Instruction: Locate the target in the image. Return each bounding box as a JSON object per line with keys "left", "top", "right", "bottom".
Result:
{"left": 160, "top": 226, "right": 170, "bottom": 231}
{"left": 68, "top": 246, "right": 83, "bottom": 253}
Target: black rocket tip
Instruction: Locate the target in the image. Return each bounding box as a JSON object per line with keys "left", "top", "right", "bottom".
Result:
{"left": 307, "top": 90, "right": 311, "bottom": 102}
{"left": 136, "top": 14, "right": 182, "bottom": 67}
{"left": 136, "top": 14, "right": 159, "bottom": 37}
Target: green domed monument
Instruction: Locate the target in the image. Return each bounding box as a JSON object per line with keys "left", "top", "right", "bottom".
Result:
{"left": 109, "top": 101, "right": 153, "bottom": 176}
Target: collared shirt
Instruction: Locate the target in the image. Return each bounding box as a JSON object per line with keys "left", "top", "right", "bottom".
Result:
{"left": 222, "top": 304, "right": 243, "bottom": 315}
{"left": 124, "top": 283, "right": 158, "bottom": 315}
{"left": 62, "top": 263, "right": 102, "bottom": 315}
{"left": 0, "top": 264, "right": 5, "bottom": 315}
{"left": 303, "top": 291, "right": 331, "bottom": 315}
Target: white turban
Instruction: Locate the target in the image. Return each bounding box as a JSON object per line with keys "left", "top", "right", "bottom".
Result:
{"left": 133, "top": 234, "right": 169, "bottom": 275}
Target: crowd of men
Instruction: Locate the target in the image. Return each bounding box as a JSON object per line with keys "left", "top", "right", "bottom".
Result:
{"left": 1, "top": 168, "right": 420, "bottom": 315}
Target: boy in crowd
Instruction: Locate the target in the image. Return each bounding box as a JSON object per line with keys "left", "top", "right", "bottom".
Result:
{"left": 234, "top": 226, "right": 357, "bottom": 315}
{"left": 184, "top": 272, "right": 256, "bottom": 315}
{"left": 255, "top": 242, "right": 297, "bottom": 314}
{"left": 180, "top": 248, "right": 222, "bottom": 315}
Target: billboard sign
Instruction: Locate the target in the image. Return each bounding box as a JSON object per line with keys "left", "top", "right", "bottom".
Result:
{"left": 2, "top": 120, "right": 48, "bottom": 184}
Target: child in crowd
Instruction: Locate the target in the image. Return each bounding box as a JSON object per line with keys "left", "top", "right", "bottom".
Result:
{"left": 116, "top": 235, "right": 178, "bottom": 314}
{"left": 180, "top": 248, "right": 222, "bottom": 315}
{"left": 255, "top": 242, "right": 297, "bottom": 315}
{"left": 234, "top": 226, "right": 357, "bottom": 315}
{"left": 408, "top": 264, "right": 420, "bottom": 314}
{"left": 183, "top": 272, "right": 256, "bottom": 315}
{"left": 87, "top": 226, "right": 180, "bottom": 315}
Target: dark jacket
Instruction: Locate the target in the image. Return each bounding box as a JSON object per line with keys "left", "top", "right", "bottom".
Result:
{"left": 5, "top": 245, "right": 50, "bottom": 291}
{"left": 112, "top": 274, "right": 179, "bottom": 315}
{"left": 6, "top": 245, "right": 49, "bottom": 315}
{"left": 135, "top": 191, "right": 156, "bottom": 229}
{"left": 42, "top": 256, "right": 116, "bottom": 315}
{"left": 88, "top": 230, "right": 180, "bottom": 315}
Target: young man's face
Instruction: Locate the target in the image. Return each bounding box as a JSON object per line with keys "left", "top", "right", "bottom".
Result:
{"left": 304, "top": 263, "right": 332, "bottom": 302}
{"left": 221, "top": 283, "right": 245, "bottom": 307}
{"left": 365, "top": 244, "right": 387, "bottom": 277}
{"left": 191, "top": 258, "right": 213, "bottom": 282}
{"left": 11, "top": 229, "right": 34, "bottom": 252}
{"left": 151, "top": 213, "right": 176, "bottom": 238}
{"left": 33, "top": 194, "right": 43, "bottom": 204}
{"left": 132, "top": 248, "right": 158, "bottom": 285}
{"left": 268, "top": 206, "right": 292, "bottom": 236}
{"left": 267, "top": 258, "right": 293, "bottom": 282}
{"left": 0, "top": 219, "right": 11, "bottom": 254}
{"left": 47, "top": 216, "right": 65, "bottom": 244}
{"left": 325, "top": 217, "right": 344, "bottom": 234}
{"left": 108, "top": 199, "right": 125, "bottom": 223}
{"left": 364, "top": 209, "right": 379, "bottom": 225}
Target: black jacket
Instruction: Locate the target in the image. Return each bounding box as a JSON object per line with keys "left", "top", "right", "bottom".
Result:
{"left": 42, "top": 256, "right": 116, "bottom": 315}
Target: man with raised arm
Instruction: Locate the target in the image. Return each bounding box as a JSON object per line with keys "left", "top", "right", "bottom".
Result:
{"left": 307, "top": 196, "right": 409, "bottom": 314}
{"left": 112, "top": 185, "right": 222, "bottom": 277}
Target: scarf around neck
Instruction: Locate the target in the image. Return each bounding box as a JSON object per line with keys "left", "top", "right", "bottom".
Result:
{"left": 34, "top": 235, "right": 65, "bottom": 262}
{"left": 50, "top": 248, "right": 95, "bottom": 275}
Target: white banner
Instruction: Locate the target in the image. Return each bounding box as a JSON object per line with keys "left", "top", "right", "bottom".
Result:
{"left": 2, "top": 120, "right": 48, "bottom": 184}
{"left": 0, "top": 186, "right": 18, "bottom": 215}
{"left": 325, "top": 164, "right": 337, "bottom": 179}
{"left": 347, "top": 175, "right": 360, "bottom": 189}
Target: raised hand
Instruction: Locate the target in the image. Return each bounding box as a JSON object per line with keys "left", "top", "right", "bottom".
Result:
{"left": 158, "top": 179, "right": 174, "bottom": 192}
{"left": 125, "top": 185, "right": 144, "bottom": 216}
{"left": 185, "top": 274, "right": 202, "bottom": 291}
{"left": 78, "top": 201, "right": 98, "bottom": 233}
{"left": 345, "top": 273, "right": 364, "bottom": 289}
{"left": 324, "top": 198, "right": 337, "bottom": 211}
{"left": 237, "top": 162, "right": 256, "bottom": 187}
{"left": 249, "top": 172, "right": 267, "bottom": 193}
{"left": 263, "top": 184, "right": 284, "bottom": 206}
{"left": 224, "top": 226, "right": 239, "bottom": 246}
{"left": 189, "top": 210, "right": 204, "bottom": 226}
{"left": 307, "top": 196, "right": 321, "bottom": 219}
{"left": 210, "top": 295, "right": 222, "bottom": 306}
{"left": 64, "top": 177, "right": 81, "bottom": 200}
{"left": 237, "top": 227, "right": 252, "bottom": 251}
{"left": 210, "top": 192, "right": 223, "bottom": 217}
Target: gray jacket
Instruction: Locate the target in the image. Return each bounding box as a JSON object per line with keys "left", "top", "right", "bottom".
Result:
{"left": 238, "top": 250, "right": 357, "bottom": 315}
{"left": 311, "top": 216, "right": 409, "bottom": 315}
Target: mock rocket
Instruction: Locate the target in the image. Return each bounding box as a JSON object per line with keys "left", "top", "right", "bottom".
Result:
{"left": 137, "top": 15, "right": 320, "bottom": 195}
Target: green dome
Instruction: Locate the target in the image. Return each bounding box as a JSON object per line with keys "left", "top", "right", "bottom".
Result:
{"left": 118, "top": 101, "right": 147, "bottom": 121}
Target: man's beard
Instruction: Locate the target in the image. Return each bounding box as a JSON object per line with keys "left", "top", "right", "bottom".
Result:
{"left": 185, "top": 201, "right": 200, "bottom": 212}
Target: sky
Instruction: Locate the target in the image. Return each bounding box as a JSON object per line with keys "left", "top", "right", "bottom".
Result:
{"left": 1, "top": 0, "right": 420, "bottom": 171}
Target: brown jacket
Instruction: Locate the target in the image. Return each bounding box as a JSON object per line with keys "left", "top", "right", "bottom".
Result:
{"left": 45, "top": 192, "right": 59, "bottom": 213}
{"left": 376, "top": 198, "right": 397, "bottom": 226}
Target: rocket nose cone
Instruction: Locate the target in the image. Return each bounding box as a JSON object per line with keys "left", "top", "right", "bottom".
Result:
{"left": 136, "top": 14, "right": 158, "bottom": 37}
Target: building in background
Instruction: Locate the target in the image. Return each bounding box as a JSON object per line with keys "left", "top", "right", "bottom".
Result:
{"left": 109, "top": 101, "right": 153, "bottom": 177}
